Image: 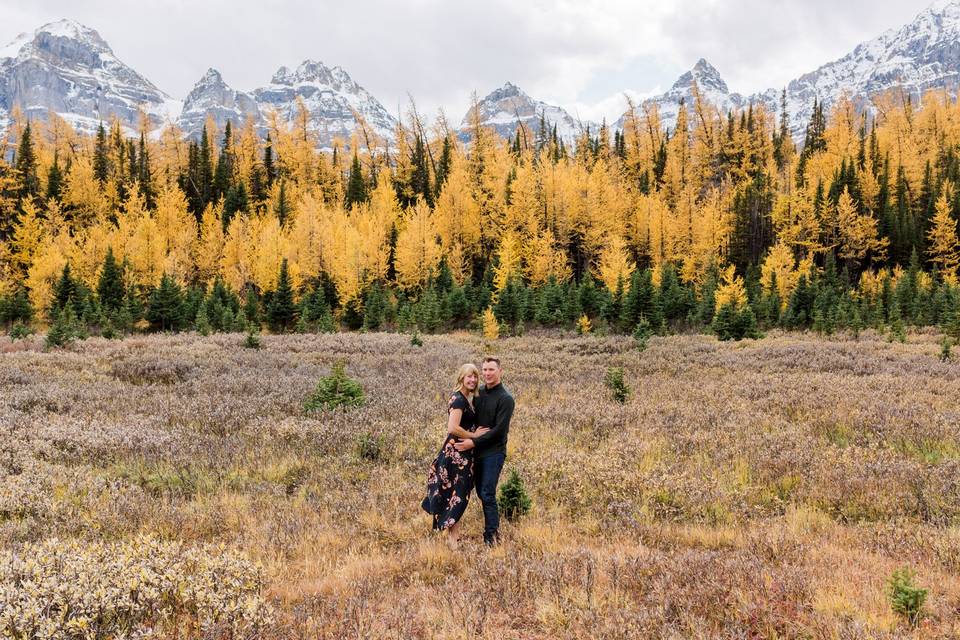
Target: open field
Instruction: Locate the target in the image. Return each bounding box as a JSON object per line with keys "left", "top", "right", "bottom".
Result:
{"left": 2, "top": 330, "right": 960, "bottom": 638}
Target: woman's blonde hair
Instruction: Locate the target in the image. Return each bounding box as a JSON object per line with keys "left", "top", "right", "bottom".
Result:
{"left": 455, "top": 363, "right": 480, "bottom": 395}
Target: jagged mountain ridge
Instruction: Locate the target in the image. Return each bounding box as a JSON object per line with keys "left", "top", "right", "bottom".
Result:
{"left": 625, "top": 1, "right": 960, "bottom": 138}
{"left": 0, "top": 19, "right": 179, "bottom": 134}
{"left": 5, "top": 3, "right": 960, "bottom": 148}
{"left": 458, "top": 81, "right": 598, "bottom": 144}
{"left": 178, "top": 61, "right": 399, "bottom": 148}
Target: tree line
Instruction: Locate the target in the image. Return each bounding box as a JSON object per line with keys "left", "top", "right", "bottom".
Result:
{"left": 3, "top": 87, "right": 960, "bottom": 342}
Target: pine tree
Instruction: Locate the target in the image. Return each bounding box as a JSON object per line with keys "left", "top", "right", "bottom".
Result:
{"left": 52, "top": 263, "right": 85, "bottom": 319}
{"left": 45, "top": 153, "right": 64, "bottom": 202}
{"left": 213, "top": 121, "right": 234, "bottom": 202}
{"left": 93, "top": 122, "right": 109, "bottom": 184}
{"left": 410, "top": 134, "right": 432, "bottom": 206}
{"left": 267, "top": 258, "right": 296, "bottom": 332}
{"left": 15, "top": 121, "right": 40, "bottom": 200}
{"left": 262, "top": 180, "right": 285, "bottom": 228}
{"left": 46, "top": 305, "right": 81, "bottom": 349}
{"left": 434, "top": 135, "right": 452, "bottom": 198}
{"left": 198, "top": 125, "right": 214, "bottom": 206}
{"left": 147, "top": 273, "right": 186, "bottom": 332}
{"left": 263, "top": 134, "right": 276, "bottom": 186}
{"left": 345, "top": 153, "right": 368, "bottom": 209}
{"left": 97, "top": 247, "right": 126, "bottom": 314}
{"left": 195, "top": 303, "right": 212, "bottom": 336}
{"left": 621, "top": 269, "right": 661, "bottom": 332}
{"left": 244, "top": 288, "right": 261, "bottom": 328}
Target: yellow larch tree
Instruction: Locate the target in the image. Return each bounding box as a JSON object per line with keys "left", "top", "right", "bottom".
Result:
{"left": 195, "top": 202, "right": 225, "bottom": 284}
{"left": 394, "top": 201, "right": 441, "bottom": 291}
{"left": 927, "top": 181, "right": 960, "bottom": 274}
{"left": 835, "top": 187, "right": 887, "bottom": 265}
{"left": 596, "top": 233, "right": 635, "bottom": 293}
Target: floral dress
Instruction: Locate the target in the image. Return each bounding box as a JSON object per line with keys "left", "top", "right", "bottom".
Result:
{"left": 421, "top": 391, "right": 477, "bottom": 530}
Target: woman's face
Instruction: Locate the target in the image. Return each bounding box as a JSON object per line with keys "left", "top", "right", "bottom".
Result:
{"left": 463, "top": 372, "right": 478, "bottom": 391}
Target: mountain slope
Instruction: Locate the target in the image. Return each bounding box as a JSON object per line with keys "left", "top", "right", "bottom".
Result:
{"left": 624, "top": 1, "right": 960, "bottom": 138}
{"left": 251, "top": 60, "right": 397, "bottom": 149}
{"left": 0, "top": 19, "right": 178, "bottom": 134}
{"left": 459, "top": 82, "right": 596, "bottom": 144}
{"left": 179, "top": 68, "right": 260, "bottom": 137}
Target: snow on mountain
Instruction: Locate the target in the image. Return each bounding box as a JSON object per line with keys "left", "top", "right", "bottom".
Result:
{"left": 0, "top": 19, "right": 175, "bottom": 134}
{"left": 771, "top": 0, "right": 960, "bottom": 137}
{"left": 179, "top": 68, "right": 260, "bottom": 137}
{"left": 459, "top": 82, "right": 597, "bottom": 144}
{"left": 622, "top": 1, "right": 960, "bottom": 140}
{"left": 616, "top": 59, "right": 747, "bottom": 132}
{"left": 251, "top": 60, "right": 397, "bottom": 149}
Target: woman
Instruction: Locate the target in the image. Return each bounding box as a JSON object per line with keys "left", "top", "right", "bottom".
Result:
{"left": 421, "top": 363, "right": 489, "bottom": 547}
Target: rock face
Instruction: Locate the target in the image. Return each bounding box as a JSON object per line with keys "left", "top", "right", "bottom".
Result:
{"left": 619, "top": 58, "right": 747, "bottom": 131}
{"left": 625, "top": 1, "right": 960, "bottom": 139}
{"left": 459, "top": 81, "right": 596, "bottom": 144}
{"left": 178, "top": 68, "right": 260, "bottom": 137}
{"left": 8, "top": 2, "right": 960, "bottom": 147}
{"left": 0, "top": 19, "right": 178, "bottom": 134}
{"left": 250, "top": 60, "right": 397, "bottom": 149}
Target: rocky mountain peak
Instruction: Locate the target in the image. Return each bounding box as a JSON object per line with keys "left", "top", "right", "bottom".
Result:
{"left": 671, "top": 58, "right": 729, "bottom": 94}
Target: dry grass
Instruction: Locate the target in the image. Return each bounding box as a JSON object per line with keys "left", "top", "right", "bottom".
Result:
{"left": 2, "top": 329, "right": 960, "bottom": 638}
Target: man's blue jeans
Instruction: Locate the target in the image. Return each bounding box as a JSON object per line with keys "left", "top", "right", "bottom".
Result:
{"left": 474, "top": 452, "right": 506, "bottom": 543}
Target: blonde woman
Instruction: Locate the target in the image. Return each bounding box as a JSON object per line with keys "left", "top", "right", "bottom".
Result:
{"left": 421, "top": 363, "right": 490, "bottom": 547}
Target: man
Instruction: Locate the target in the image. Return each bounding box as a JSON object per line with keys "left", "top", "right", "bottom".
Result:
{"left": 454, "top": 356, "right": 514, "bottom": 546}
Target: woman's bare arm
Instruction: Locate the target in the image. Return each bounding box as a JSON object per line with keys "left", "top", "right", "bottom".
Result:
{"left": 446, "top": 408, "right": 490, "bottom": 439}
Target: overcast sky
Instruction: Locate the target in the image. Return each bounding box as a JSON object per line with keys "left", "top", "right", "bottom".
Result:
{"left": 0, "top": 0, "right": 937, "bottom": 124}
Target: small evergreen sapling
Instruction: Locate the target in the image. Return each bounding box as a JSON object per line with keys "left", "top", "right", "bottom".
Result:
{"left": 497, "top": 469, "right": 532, "bottom": 522}
{"left": 304, "top": 360, "right": 365, "bottom": 412}
{"left": 887, "top": 567, "right": 927, "bottom": 627}
{"left": 605, "top": 366, "right": 631, "bottom": 404}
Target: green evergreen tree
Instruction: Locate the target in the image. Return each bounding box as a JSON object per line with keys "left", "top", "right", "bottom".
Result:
{"left": 93, "top": 122, "right": 109, "bottom": 184}
{"left": 97, "top": 248, "right": 125, "bottom": 314}
{"left": 212, "top": 121, "right": 234, "bottom": 202}
{"left": 621, "top": 269, "right": 661, "bottom": 331}
{"left": 345, "top": 153, "right": 368, "bottom": 209}
{"left": 267, "top": 258, "right": 296, "bottom": 332}
{"left": 46, "top": 305, "right": 81, "bottom": 349}
{"left": 274, "top": 179, "right": 291, "bottom": 227}
{"left": 434, "top": 135, "right": 452, "bottom": 198}
{"left": 46, "top": 153, "right": 64, "bottom": 202}
{"left": 146, "top": 273, "right": 186, "bottom": 332}
{"left": 263, "top": 134, "right": 276, "bottom": 186}
{"left": 195, "top": 303, "right": 212, "bottom": 336}
{"left": 244, "top": 288, "right": 261, "bottom": 328}
{"left": 15, "top": 121, "right": 40, "bottom": 200}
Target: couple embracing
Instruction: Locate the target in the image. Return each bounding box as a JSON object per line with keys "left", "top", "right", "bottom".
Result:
{"left": 421, "top": 357, "right": 515, "bottom": 548}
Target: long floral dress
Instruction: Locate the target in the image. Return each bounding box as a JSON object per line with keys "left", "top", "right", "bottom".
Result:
{"left": 421, "top": 391, "right": 477, "bottom": 530}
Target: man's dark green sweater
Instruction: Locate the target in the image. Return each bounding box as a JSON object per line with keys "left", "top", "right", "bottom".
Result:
{"left": 473, "top": 382, "right": 514, "bottom": 459}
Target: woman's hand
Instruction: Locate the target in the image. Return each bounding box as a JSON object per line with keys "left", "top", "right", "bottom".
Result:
{"left": 471, "top": 427, "right": 491, "bottom": 438}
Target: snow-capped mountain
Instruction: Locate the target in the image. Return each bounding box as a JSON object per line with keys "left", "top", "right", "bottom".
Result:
{"left": 0, "top": 19, "right": 178, "bottom": 134}
{"left": 251, "top": 60, "right": 396, "bottom": 149}
{"left": 178, "top": 68, "right": 260, "bottom": 137}
{"left": 460, "top": 82, "right": 597, "bottom": 144}
{"left": 624, "top": 1, "right": 960, "bottom": 139}
{"left": 617, "top": 59, "right": 747, "bottom": 132}
{"left": 770, "top": 0, "right": 960, "bottom": 136}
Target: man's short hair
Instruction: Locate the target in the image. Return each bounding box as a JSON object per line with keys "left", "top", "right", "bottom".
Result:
{"left": 482, "top": 356, "right": 501, "bottom": 368}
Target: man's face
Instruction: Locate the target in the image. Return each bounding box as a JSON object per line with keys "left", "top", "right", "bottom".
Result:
{"left": 482, "top": 361, "right": 501, "bottom": 387}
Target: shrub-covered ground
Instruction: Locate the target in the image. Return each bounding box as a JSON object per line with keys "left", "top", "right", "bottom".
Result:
{"left": 2, "top": 330, "right": 959, "bottom": 638}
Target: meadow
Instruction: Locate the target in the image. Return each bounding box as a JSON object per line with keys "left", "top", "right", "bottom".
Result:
{"left": 2, "top": 329, "right": 960, "bottom": 638}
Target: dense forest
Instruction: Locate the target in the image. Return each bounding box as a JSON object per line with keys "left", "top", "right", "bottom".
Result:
{"left": 2, "top": 85, "right": 960, "bottom": 343}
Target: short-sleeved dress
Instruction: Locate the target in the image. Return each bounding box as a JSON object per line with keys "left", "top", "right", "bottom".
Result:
{"left": 420, "top": 391, "right": 477, "bottom": 530}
